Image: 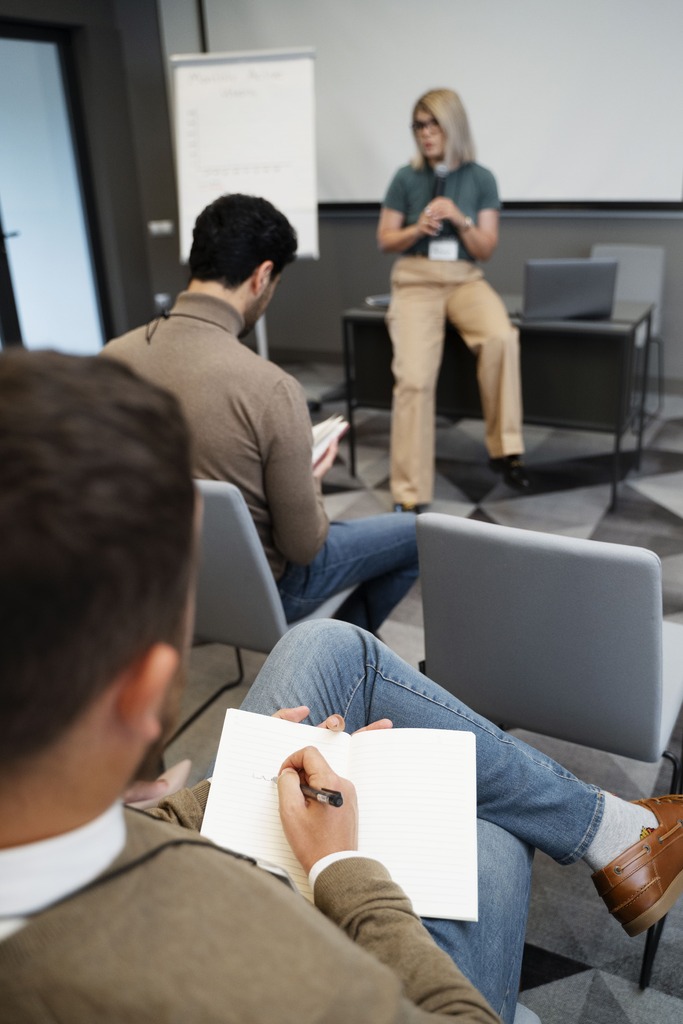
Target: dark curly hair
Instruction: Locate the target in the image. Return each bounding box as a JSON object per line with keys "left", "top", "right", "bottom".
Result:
{"left": 189, "top": 193, "right": 298, "bottom": 286}
{"left": 0, "top": 350, "right": 195, "bottom": 767}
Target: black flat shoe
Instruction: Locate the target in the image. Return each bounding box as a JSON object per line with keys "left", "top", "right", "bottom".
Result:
{"left": 490, "top": 456, "right": 530, "bottom": 490}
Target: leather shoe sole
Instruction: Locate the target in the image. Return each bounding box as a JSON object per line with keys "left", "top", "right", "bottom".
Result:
{"left": 591, "top": 794, "right": 683, "bottom": 936}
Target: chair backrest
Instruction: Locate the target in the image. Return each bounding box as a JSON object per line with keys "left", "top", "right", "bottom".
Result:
{"left": 514, "top": 1005, "right": 541, "bottom": 1024}
{"left": 417, "top": 514, "right": 669, "bottom": 762}
{"left": 590, "top": 243, "right": 665, "bottom": 337}
{"left": 194, "top": 479, "right": 288, "bottom": 654}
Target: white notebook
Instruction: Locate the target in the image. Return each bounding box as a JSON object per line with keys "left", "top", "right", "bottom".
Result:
{"left": 201, "top": 709, "right": 478, "bottom": 921}
{"left": 311, "top": 415, "right": 349, "bottom": 465}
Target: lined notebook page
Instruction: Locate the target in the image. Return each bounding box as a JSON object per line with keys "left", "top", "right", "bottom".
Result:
{"left": 201, "top": 709, "right": 477, "bottom": 920}
{"left": 349, "top": 728, "right": 477, "bottom": 920}
{"left": 201, "top": 710, "right": 351, "bottom": 900}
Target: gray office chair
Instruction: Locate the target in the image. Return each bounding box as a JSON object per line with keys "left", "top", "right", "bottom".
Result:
{"left": 417, "top": 514, "right": 683, "bottom": 989}
{"left": 591, "top": 243, "right": 666, "bottom": 416}
{"left": 169, "top": 479, "right": 356, "bottom": 741}
{"left": 514, "top": 1006, "right": 541, "bottom": 1024}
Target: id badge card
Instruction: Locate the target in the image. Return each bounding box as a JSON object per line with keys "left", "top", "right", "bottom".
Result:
{"left": 428, "top": 238, "right": 459, "bottom": 261}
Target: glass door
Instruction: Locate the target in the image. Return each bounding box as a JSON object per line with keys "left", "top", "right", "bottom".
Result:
{"left": 0, "top": 31, "right": 104, "bottom": 353}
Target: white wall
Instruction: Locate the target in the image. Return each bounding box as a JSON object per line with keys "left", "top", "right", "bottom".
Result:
{"left": 201, "top": 0, "right": 683, "bottom": 206}
{"left": 156, "top": 0, "right": 683, "bottom": 384}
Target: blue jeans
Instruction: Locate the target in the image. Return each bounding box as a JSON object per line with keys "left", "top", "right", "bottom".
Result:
{"left": 241, "top": 620, "right": 604, "bottom": 1023}
{"left": 277, "top": 515, "right": 418, "bottom": 633}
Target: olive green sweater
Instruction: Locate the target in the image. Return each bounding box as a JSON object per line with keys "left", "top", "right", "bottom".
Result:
{"left": 0, "top": 784, "right": 499, "bottom": 1023}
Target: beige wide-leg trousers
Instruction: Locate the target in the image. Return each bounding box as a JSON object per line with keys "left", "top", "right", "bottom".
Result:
{"left": 387, "top": 257, "right": 524, "bottom": 506}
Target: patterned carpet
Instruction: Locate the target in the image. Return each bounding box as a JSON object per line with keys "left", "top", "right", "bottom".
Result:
{"left": 516, "top": 707, "right": 683, "bottom": 1023}
{"left": 169, "top": 362, "right": 683, "bottom": 1023}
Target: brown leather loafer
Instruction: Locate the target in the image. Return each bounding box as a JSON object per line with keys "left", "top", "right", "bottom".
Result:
{"left": 591, "top": 795, "right": 683, "bottom": 936}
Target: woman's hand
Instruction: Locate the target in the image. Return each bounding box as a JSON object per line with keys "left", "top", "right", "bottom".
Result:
{"left": 416, "top": 205, "right": 443, "bottom": 237}
{"left": 425, "top": 202, "right": 499, "bottom": 260}
{"left": 377, "top": 206, "right": 437, "bottom": 252}
{"left": 426, "top": 196, "right": 463, "bottom": 229}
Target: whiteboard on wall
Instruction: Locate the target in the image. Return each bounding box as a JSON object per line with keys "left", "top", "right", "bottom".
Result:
{"left": 171, "top": 48, "right": 318, "bottom": 261}
{"left": 199, "top": 0, "right": 683, "bottom": 208}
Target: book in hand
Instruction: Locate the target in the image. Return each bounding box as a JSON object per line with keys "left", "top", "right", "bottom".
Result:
{"left": 311, "top": 415, "right": 349, "bottom": 466}
{"left": 364, "top": 293, "right": 391, "bottom": 309}
{"left": 201, "top": 709, "right": 478, "bottom": 921}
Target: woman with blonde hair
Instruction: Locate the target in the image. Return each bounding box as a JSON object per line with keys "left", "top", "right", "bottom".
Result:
{"left": 378, "top": 88, "right": 528, "bottom": 510}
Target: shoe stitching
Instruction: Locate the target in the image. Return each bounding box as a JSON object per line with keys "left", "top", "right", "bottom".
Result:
{"left": 614, "top": 827, "right": 683, "bottom": 878}
{"left": 612, "top": 817, "right": 683, "bottom": 873}
{"left": 609, "top": 833, "right": 683, "bottom": 917}
{"left": 598, "top": 805, "right": 683, "bottom": 927}
{"left": 611, "top": 876, "right": 661, "bottom": 915}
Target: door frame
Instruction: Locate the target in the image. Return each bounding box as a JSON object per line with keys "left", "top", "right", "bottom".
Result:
{"left": 0, "top": 19, "right": 112, "bottom": 346}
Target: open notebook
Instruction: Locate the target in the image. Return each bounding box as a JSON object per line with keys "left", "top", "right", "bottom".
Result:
{"left": 311, "top": 415, "right": 349, "bottom": 465}
{"left": 201, "top": 709, "right": 478, "bottom": 921}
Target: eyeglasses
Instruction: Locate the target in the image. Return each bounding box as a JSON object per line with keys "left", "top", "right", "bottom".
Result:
{"left": 411, "top": 117, "right": 441, "bottom": 133}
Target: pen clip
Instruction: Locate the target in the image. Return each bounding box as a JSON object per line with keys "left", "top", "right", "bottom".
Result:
{"left": 315, "top": 788, "right": 344, "bottom": 808}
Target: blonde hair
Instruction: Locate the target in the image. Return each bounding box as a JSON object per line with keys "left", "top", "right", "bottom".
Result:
{"left": 410, "top": 88, "right": 476, "bottom": 171}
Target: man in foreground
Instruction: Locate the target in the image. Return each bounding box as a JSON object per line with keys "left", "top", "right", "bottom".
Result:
{"left": 0, "top": 350, "right": 521, "bottom": 1023}
{"left": 103, "top": 193, "right": 418, "bottom": 634}
{"left": 1, "top": 351, "right": 682, "bottom": 1024}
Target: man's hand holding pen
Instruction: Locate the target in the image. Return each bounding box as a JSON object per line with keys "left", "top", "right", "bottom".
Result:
{"left": 277, "top": 746, "right": 358, "bottom": 875}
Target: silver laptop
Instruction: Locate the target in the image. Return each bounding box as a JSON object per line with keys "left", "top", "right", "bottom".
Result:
{"left": 522, "top": 258, "right": 618, "bottom": 321}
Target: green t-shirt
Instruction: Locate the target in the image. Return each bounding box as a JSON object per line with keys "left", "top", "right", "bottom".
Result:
{"left": 382, "top": 162, "right": 500, "bottom": 260}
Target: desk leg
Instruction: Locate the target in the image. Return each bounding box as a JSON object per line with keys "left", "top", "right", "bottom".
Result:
{"left": 347, "top": 416, "right": 357, "bottom": 478}
{"left": 609, "top": 434, "right": 620, "bottom": 512}
{"left": 343, "top": 321, "right": 358, "bottom": 479}
{"left": 636, "top": 312, "right": 653, "bottom": 471}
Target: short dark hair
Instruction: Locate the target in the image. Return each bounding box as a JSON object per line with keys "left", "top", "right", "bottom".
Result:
{"left": 188, "top": 193, "right": 298, "bottom": 286}
{"left": 0, "top": 350, "right": 196, "bottom": 768}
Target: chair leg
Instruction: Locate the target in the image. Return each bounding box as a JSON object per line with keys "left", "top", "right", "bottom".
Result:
{"left": 637, "top": 746, "right": 682, "bottom": 988}
{"left": 642, "top": 336, "right": 664, "bottom": 422}
{"left": 634, "top": 336, "right": 664, "bottom": 436}
{"left": 647, "top": 337, "right": 664, "bottom": 420}
{"left": 639, "top": 916, "right": 667, "bottom": 990}
{"left": 165, "top": 647, "right": 245, "bottom": 748}
{"left": 663, "top": 747, "right": 682, "bottom": 794}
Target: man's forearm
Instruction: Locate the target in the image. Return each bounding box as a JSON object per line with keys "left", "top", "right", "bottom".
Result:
{"left": 314, "top": 857, "right": 500, "bottom": 1022}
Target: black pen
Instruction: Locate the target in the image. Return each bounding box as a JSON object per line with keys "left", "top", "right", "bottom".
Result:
{"left": 300, "top": 784, "right": 344, "bottom": 807}
{"left": 272, "top": 777, "right": 343, "bottom": 807}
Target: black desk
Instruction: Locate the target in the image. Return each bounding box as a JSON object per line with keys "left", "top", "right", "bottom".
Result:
{"left": 342, "top": 299, "right": 653, "bottom": 509}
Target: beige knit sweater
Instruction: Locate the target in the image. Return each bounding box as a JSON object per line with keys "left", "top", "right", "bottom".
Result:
{"left": 102, "top": 291, "right": 329, "bottom": 579}
{"left": 0, "top": 785, "right": 500, "bottom": 1023}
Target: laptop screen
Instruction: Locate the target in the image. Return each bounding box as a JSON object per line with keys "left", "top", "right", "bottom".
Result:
{"left": 523, "top": 258, "right": 618, "bottom": 321}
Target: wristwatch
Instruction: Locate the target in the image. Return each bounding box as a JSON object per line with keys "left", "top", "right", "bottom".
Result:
{"left": 460, "top": 216, "right": 474, "bottom": 232}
